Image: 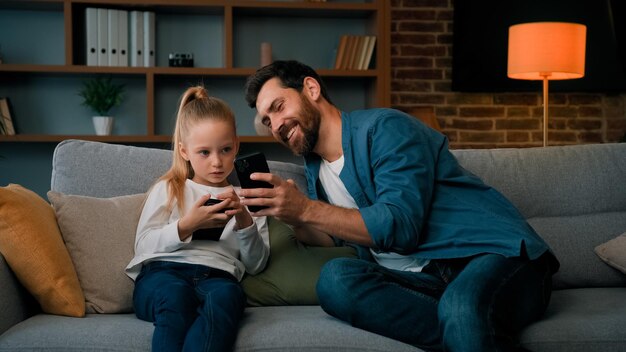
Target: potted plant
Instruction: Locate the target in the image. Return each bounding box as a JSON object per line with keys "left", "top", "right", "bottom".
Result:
{"left": 79, "top": 76, "right": 125, "bottom": 135}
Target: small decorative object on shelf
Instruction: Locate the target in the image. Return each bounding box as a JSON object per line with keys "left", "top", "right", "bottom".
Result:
{"left": 0, "top": 97, "right": 15, "bottom": 135}
{"left": 260, "top": 42, "right": 272, "bottom": 67}
{"left": 78, "top": 76, "right": 125, "bottom": 136}
{"left": 168, "top": 53, "right": 194, "bottom": 67}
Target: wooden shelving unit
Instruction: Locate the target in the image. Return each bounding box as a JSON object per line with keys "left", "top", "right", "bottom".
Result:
{"left": 0, "top": 0, "right": 390, "bottom": 143}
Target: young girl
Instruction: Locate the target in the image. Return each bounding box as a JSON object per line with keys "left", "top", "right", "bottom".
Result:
{"left": 126, "top": 86, "right": 269, "bottom": 352}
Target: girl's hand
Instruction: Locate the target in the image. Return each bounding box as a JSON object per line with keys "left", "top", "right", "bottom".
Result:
{"left": 177, "top": 194, "right": 232, "bottom": 240}
{"left": 217, "top": 189, "right": 253, "bottom": 230}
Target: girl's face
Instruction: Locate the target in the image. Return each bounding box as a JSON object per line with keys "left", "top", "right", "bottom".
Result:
{"left": 179, "top": 119, "right": 238, "bottom": 187}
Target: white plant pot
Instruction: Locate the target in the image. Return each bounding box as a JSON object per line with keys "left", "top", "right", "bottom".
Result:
{"left": 92, "top": 116, "right": 114, "bottom": 136}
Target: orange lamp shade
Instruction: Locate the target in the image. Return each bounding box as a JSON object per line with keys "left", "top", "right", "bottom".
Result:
{"left": 508, "top": 22, "right": 586, "bottom": 80}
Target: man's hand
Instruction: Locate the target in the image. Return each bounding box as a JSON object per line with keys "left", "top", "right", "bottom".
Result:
{"left": 239, "top": 172, "right": 373, "bottom": 248}
{"left": 215, "top": 189, "right": 253, "bottom": 230}
{"left": 238, "top": 172, "right": 309, "bottom": 225}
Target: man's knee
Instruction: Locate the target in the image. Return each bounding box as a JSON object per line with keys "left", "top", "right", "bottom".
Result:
{"left": 317, "top": 257, "right": 363, "bottom": 294}
{"left": 316, "top": 258, "right": 369, "bottom": 319}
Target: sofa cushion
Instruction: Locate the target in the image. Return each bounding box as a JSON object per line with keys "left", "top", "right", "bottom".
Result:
{"left": 48, "top": 191, "right": 145, "bottom": 314}
{"left": 51, "top": 140, "right": 171, "bottom": 198}
{"left": 51, "top": 139, "right": 308, "bottom": 198}
{"left": 0, "top": 307, "right": 422, "bottom": 352}
{"left": 0, "top": 184, "right": 85, "bottom": 317}
{"left": 0, "top": 314, "right": 152, "bottom": 352}
{"left": 594, "top": 232, "right": 626, "bottom": 274}
{"left": 453, "top": 143, "right": 626, "bottom": 289}
{"left": 519, "top": 287, "right": 626, "bottom": 352}
{"left": 528, "top": 214, "right": 626, "bottom": 289}
{"left": 236, "top": 306, "right": 421, "bottom": 351}
{"left": 242, "top": 217, "right": 357, "bottom": 306}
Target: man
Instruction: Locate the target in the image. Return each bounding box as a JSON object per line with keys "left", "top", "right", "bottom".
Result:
{"left": 240, "top": 60, "right": 558, "bottom": 351}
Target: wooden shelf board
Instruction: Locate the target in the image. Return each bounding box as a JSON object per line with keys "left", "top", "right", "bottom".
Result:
{"left": 0, "top": 134, "right": 276, "bottom": 143}
{"left": 0, "top": 64, "right": 379, "bottom": 77}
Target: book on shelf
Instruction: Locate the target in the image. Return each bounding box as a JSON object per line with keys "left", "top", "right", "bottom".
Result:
{"left": 344, "top": 35, "right": 358, "bottom": 69}
{"left": 356, "top": 36, "right": 369, "bottom": 70}
{"left": 334, "top": 34, "right": 376, "bottom": 70}
{"left": 86, "top": 8, "right": 129, "bottom": 66}
{"left": 362, "top": 35, "right": 376, "bottom": 70}
{"left": 0, "top": 97, "right": 16, "bottom": 135}
{"left": 350, "top": 35, "right": 365, "bottom": 69}
{"left": 118, "top": 10, "right": 129, "bottom": 66}
{"left": 334, "top": 35, "right": 348, "bottom": 69}
{"left": 85, "top": 8, "right": 98, "bottom": 66}
{"left": 143, "top": 11, "right": 156, "bottom": 67}
{"left": 107, "top": 9, "right": 119, "bottom": 66}
{"left": 130, "top": 11, "right": 145, "bottom": 67}
{"left": 97, "top": 8, "right": 108, "bottom": 66}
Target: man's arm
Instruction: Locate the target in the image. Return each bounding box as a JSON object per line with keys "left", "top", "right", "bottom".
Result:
{"left": 239, "top": 176, "right": 374, "bottom": 247}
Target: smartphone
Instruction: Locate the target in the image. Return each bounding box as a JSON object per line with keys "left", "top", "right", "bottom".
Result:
{"left": 192, "top": 227, "right": 223, "bottom": 241}
{"left": 204, "top": 198, "right": 233, "bottom": 213}
{"left": 234, "top": 152, "right": 273, "bottom": 212}
{"left": 193, "top": 199, "right": 232, "bottom": 241}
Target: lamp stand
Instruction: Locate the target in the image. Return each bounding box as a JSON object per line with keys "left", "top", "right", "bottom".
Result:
{"left": 541, "top": 74, "right": 549, "bottom": 147}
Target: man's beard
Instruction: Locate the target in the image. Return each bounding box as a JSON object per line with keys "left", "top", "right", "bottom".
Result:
{"left": 285, "top": 94, "right": 321, "bottom": 156}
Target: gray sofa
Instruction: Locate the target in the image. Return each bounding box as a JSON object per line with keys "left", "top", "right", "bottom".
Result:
{"left": 1, "top": 139, "right": 626, "bottom": 351}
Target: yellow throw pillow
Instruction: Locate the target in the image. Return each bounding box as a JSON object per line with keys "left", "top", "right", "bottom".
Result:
{"left": 0, "top": 184, "right": 85, "bottom": 317}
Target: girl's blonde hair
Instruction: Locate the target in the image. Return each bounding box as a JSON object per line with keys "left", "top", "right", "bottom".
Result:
{"left": 159, "top": 86, "right": 236, "bottom": 214}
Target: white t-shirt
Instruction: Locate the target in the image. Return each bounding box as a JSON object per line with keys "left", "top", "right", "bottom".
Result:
{"left": 125, "top": 179, "right": 269, "bottom": 281}
{"left": 319, "top": 156, "right": 429, "bottom": 273}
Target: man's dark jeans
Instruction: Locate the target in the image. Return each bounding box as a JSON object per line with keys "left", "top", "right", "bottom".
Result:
{"left": 316, "top": 253, "right": 553, "bottom": 351}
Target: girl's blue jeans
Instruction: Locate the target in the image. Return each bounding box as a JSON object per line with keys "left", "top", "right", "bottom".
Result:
{"left": 133, "top": 261, "right": 245, "bottom": 352}
{"left": 316, "top": 253, "right": 553, "bottom": 352}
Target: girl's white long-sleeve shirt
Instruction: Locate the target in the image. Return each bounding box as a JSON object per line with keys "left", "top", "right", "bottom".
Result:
{"left": 125, "top": 179, "right": 269, "bottom": 281}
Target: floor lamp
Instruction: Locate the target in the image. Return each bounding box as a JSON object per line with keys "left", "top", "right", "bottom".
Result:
{"left": 507, "top": 22, "right": 586, "bottom": 147}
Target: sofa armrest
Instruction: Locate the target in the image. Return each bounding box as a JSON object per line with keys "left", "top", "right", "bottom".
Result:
{"left": 0, "top": 252, "right": 37, "bottom": 335}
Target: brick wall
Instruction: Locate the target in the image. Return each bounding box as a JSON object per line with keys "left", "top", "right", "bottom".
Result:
{"left": 390, "top": 0, "right": 626, "bottom": 148}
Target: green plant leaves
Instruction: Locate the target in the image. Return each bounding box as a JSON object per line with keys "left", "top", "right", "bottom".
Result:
{"left": 78, "top": 76, "right": 125, "bottom": 116}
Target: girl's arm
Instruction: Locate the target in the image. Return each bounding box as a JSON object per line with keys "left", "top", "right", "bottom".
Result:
{"left": 135, "top": 181, "right": 231, "bottom": 255}
{"left": 219, "top": 189, "right": 269, "bottom": 274}
{"left": 134, "top": 181, "right": 189, "bottom": 255}
{"left": 235, "top": 217, "right": 270, "bottom": 275}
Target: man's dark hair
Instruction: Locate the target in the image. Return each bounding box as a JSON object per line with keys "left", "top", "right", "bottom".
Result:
{"left": 244, "top": 60, "right": 332, "bottom": 108}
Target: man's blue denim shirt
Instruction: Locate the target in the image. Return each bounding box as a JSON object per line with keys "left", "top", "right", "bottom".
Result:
{"left": 303, "top": 108, "right": 557, "bottom": 267}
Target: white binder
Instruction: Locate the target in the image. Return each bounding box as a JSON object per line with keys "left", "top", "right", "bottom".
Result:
{"left": 143, "top": 11, "right": 155, "bottom": 67}
{"left": 118, "top": 10, "right": 128, "bottom": 66}
{"left": 85, "top": 8, "right": 98, "bottom": 66}
{"left": 107, "top": 9, "right": 119, "bottom": 66}
{"left": 130, "top": 11, "right": 144, "bottom": 67}
{"left": 97, "top": 8, "right": 108, "bottom": 66}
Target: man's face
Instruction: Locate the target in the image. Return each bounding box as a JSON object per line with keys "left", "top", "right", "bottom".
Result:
{"left": 256, "top": 77, "right": 321, "bottom": 156}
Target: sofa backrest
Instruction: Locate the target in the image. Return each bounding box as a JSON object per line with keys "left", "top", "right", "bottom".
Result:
{"left": 452, "top": 144, "right": 626, "bottom": 289}
{"left": 51, "top": 139, "right": 307, "bottom": 198}
{"left": 52, "top": 140, "right": 626, "bottom": 290}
